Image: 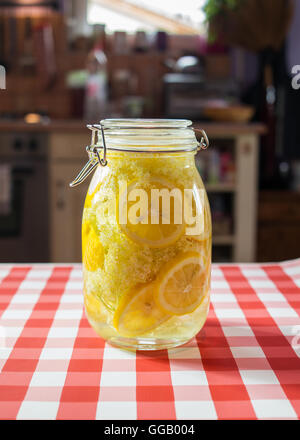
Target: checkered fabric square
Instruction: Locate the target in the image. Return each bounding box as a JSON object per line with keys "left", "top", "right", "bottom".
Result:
{"left": 0, "top": 260, "right": 300, "bottom": 420}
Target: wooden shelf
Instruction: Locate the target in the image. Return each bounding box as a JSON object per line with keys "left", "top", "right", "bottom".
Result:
{"left": 198, "top": 126, "right": 262, "bottom": 262}
{"left": 193, "top": 121, "right": 267, "bottom": 138}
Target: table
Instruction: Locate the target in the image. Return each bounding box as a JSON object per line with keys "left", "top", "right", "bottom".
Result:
{"left": 0, "top": 260, "right": 300, "bottom": 420}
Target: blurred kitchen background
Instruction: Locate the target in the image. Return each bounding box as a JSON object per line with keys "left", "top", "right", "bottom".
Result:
{"left": 0, "top": 0, "right": 300, "bottom": 264}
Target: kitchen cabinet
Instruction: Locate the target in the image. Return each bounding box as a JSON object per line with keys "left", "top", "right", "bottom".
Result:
{"left": 49, "top": 132, "right": 89, "bottom": 262}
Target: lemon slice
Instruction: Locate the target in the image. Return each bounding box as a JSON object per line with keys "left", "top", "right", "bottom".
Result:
{"left": 117, "top": 177, "right": 185, "bottom": 249}
{"left": 113, "top": 283, "right": 169, "bottom": 337}
{"left": 154, "top": 252, "right": 209, "bottom": 315}
{"left": 83, "top": 227, "right": 104, "bottom": 272}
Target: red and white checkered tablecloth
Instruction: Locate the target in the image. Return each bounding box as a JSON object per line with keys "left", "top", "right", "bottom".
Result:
{"left": 0, "top": 260, "right": 300, "bottom": 420}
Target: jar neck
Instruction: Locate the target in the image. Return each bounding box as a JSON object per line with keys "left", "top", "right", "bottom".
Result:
{"left": 70, "top": 120, "right": 209, "bottom": 187}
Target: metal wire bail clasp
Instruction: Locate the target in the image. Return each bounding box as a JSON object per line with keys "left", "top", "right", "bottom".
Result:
{"left": 69, "top": 123, "right": 108, "bottom": 188}
{"left": 195, "top": 128, "right": 209, "bottom": 151}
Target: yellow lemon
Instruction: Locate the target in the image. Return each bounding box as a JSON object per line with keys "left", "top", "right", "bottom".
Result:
{"left": 83, "top": 227, "right": 104, "bottom": 272}
{"left": 117, "top": 177, "right": 185, "bottom": 249}
{"left": 113, "top": 282, "right": 169, "bottom": 337}
{"left": 82, "top": 221, "right": 91, "bottom": 258}
{"left": 154, "top": 251, "right": 209, "bottom": 315}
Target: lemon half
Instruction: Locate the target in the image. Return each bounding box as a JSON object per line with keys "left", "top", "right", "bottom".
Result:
{"left": 113, "top": 282, "right": 169, "bottom": 337}
{"left": 154, "top": 251, "right": 209, "bottom": 315}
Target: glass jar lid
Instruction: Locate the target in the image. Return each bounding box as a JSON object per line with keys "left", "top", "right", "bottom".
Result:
{"left": 90, "top": 118, "right": 200, "bottom": 151}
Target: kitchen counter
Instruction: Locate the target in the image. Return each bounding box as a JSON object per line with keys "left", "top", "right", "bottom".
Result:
{"left": 0, "top": 119, "right": 267, "bottom": 135}
{"left": 0, "top": 259, "right": 299, "bottom": 420}
{"left": 0, "top": 120, "right": 266, "bottom": 264}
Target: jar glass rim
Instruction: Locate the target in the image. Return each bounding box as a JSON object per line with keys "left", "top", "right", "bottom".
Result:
{"left": 98, "top": 118, "right": 193, "bottom": 129}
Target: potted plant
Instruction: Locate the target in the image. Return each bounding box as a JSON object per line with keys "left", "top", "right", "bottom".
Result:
{"left": 203, "top": 0, "right": 293, "bottom": 51}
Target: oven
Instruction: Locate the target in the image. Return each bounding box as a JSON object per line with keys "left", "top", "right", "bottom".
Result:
{"left": 0, "top": 132, "right": 49, "bottom": 262}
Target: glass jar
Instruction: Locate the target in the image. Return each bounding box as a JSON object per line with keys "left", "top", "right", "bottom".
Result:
{"left": 71, "top": 119, "right": 211, "bottom": 351}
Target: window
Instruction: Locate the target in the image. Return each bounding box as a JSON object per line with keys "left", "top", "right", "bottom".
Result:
{"left": 87, "top": 0, "right": 206, "bottom": 34}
